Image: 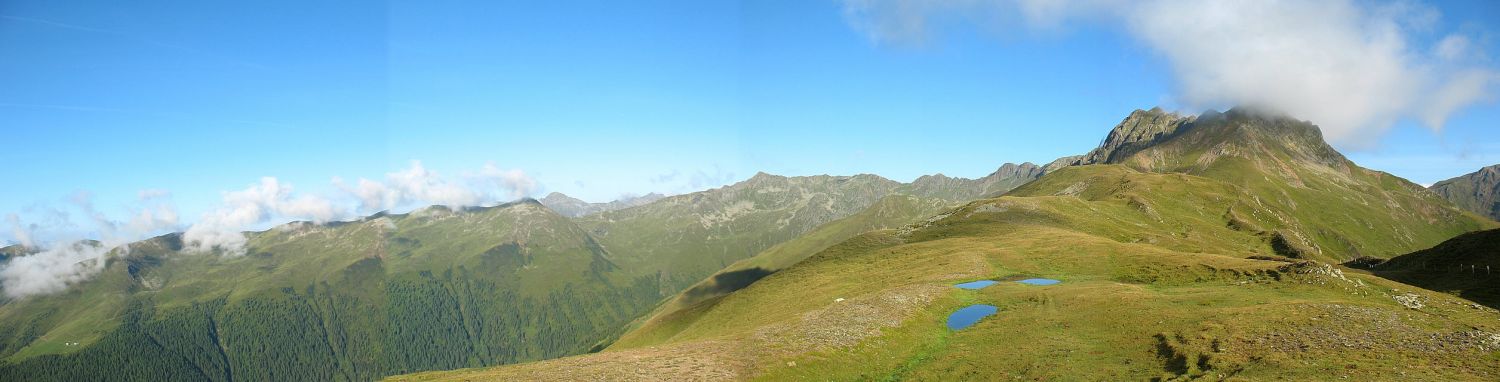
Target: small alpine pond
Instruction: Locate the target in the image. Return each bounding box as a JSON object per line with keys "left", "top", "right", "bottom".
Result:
{"left": 953, "top": 280, "right": 998, "bottom": 290}
{"left": 946, "top": 304, "right": 998, "bottom": 330}
{"left": 1017, "top": 278, "right": 1060, "bottom": 286}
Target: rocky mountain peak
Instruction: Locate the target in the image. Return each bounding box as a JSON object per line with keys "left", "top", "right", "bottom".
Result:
{"left": 1071, "top": 107, "right": 1349, "bottom": 174}
{"left": 988, "top": 162, "right": 1043, "bottom": 179}
{"left": 1430, "top": 163, "right": 1500, "bottom": 221}
{"left": 541, "top": 192, "right": 584, "bottom": 204}
{"left": 1075, "top": 108, "right": 1196, "bottom": 165}
{"left": 912, "top": 173, "right": 953, "bottom": 183}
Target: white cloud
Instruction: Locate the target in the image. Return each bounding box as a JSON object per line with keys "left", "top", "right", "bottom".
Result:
{"left": 1, "top": 189, "right": 182, "bottom": 298}
{"left": 1421, "top": 68, "right": 1500, "bottom": 128}
{"left": 183, "top": 177, "right": 347, "bottom": 255}
{"left": 68, "top": 191, "right": 119, "bottom": 241}
{"left": 384, "top": 161, "right": 481, "bottom": 208}
{"left": 5, "top": 213, "right": 32, "bottom": 248}
{"left": 472, "top": 162, "right": 537, "bottom": 200}
{"left": 336, "top": 161, "right": 477, "bottom": 212}
{"left": 0, "top": 241, "right": 110, "bottom": 298}
{"left": 337, "top": 161, "right": 539, "bottom": 213}
{"left": 6, "top": 161, "right": 539, "bottom": 296}
{"left": 839, "top": 0, "right": 1500, "bottom": 147}
{"left": 127, "top": 191, "right": 180, "bottom": 237}
{"left": 1435, "top": 34, "right": 1471, "bottom": 61}
{"left": 137, "top": 188, "right": 172, "bottom": 200}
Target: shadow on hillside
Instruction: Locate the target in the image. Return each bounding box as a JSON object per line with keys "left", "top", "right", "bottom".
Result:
{"left": 1347, "top": 263, "right": 1500, "bottom": 310}
{"left": 682, "top": 267, "right": 775, "bottom": 301}
{"left": 1344, "top": 228, "right": 1500, "bottom": 310}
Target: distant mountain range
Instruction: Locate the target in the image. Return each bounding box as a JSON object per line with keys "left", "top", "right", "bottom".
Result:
{"left": 0, "top": 159, "right": 1046, "bottom": 380}
{"left": 418, "top": 108, "right": 1499, "bottom": 381}
{"left": 538, "top": 192, "right": 666, "bottom": 218}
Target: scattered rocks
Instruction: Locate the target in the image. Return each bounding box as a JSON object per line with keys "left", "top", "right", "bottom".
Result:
{"left": 1393, "top": 293, "right": 1424, "bottom": 310}
{"left": 1246, "top": 304, "right": 1497, "bottom": 356}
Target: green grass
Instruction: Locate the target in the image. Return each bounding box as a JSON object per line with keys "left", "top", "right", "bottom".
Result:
{"left": 610, "top": 194, "right": 956, "bottom": 349}
{"left": 388, "top": 111, "right": 1500, "bottom": 381}
{"left": 0, "top": 201, "right": 663, "bottom": 380}
{"left": 418, "top": 157, "right": 1499, "bottom": 380}
{"left": 0, "top": 169, "right": 1035, "bottom": 381}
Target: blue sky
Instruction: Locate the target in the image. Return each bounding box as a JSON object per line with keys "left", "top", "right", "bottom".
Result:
{"left": 2, "top": 0, "right": 1498, "bottom": 245}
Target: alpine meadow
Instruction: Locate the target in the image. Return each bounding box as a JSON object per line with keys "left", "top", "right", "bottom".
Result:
{"left": 4, "top": 1, "right": 1500, "bottom": 381}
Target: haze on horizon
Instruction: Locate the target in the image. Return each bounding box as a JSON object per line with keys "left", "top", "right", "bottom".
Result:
{"left": 4, "top": 0, "right": 1500, "bottom": 250}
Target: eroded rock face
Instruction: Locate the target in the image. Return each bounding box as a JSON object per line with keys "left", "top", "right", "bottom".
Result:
{"left": 1430, "top": 164, "right": 1500, "bottom": 221}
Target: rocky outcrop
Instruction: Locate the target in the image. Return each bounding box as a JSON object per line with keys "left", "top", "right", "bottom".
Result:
{"left": 1074, "top": 107, "right": 1196, "bottom": 166}
{"left": 1043, "top": 154, "right": 1083, "bottom": 173}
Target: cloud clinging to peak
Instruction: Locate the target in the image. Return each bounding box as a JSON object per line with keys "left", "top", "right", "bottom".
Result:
{"left": 183, "top": 177, "right": 346, "bottom": 255}
{"left": 840, "top": 0, "right": 1500, "bottom": 147}
{"left": 333, "top": 161, "right": 537, "bottom": 214}
{"left": 0, "top": 241, "right": 111, "bottom": 298}
{"left": 2, "top": 190, "right": 181, "bottom": 298}
{"left": 474, "top": 162, "right": 537, "bottom": 201}
{"left": 183, "top": 161, "right": 539, "bottom": 256}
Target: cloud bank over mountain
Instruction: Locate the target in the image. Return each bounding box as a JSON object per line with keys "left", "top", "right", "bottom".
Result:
{"left": 2, "top": 191, "right": 180, "bottom": 298}
{"left": 3, "top": 161, "right": 538, "bottom": 297}
{"left": 841, "top": 0, "right": 1499, "bottom": 147}
{"left": 180, "top": 161, "right": 537, "bottom": 255}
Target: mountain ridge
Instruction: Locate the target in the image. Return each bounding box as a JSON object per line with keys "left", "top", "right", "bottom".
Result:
{"left": 1430, "top": 164, "right": 1500, "bottom": 221}
{"left": 539, "top": 192, "right": 667, "bottom": 218}
{"left": 0, "top": 161, "right": 1047, "bottom": 381}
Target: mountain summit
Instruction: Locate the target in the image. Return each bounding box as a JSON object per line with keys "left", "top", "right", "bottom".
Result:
{"left": 1076, "top": 107, "right": 1347, "bottom": 174}
{"left": 1066, "top": 107, "right": 1471, "bottom": 261}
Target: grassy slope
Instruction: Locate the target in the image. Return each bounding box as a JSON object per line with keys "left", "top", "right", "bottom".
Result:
{"left": 576, "top": 169, "right": 1041, "bottom": 294}
{"left": 400, "top": 112, "right": 1500, "bottom": 381}
{"left": 577, "top": 173, "right": 905, "bottom": 291}
{"left": 0, "top": 201, "right": 665, "bottom": 380}
{"left": 0, "top": 166, "right": 1038, "bottom": 380}
{"left": 609, "top": 194, "right": 956, "bottom": 349}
